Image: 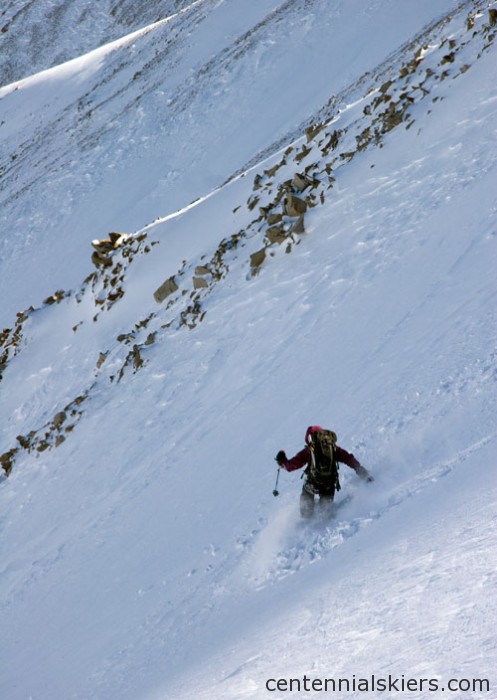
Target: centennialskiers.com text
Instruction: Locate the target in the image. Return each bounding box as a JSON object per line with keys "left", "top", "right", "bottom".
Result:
{"left": 265, "top": 674, "right": 491, "bottom": 694}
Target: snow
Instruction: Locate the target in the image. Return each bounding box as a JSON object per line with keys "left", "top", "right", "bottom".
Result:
{"left": 0, "top": 0, "right": 464, "bottom": 324}
{"left": 1, "top": 2, "right": 497, "bottom": 699}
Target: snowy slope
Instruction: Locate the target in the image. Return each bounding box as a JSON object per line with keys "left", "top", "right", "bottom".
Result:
{"left": 0, "top": 0, "right": 463, "bottom": 325}
{"left": 1, "top": 2, "right": 497, "bottom": 700}
{"left": 0, "top": 0, "right": 195, "bottom": 85}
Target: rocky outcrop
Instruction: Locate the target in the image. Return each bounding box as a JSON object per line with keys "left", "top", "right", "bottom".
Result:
{"left": 91, "top": 232, "right": 129, "bottom": 268}
{"left": 1, "top": 391, "right": 91, "bottom": 477}
{"left": 0, "top": 308, "right": 34, "bottom": 383}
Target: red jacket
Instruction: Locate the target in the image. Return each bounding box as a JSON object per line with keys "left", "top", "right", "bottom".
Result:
{"left": 280, "top": 444, "right": 361, "bottom": 473}
{"left": 280, "top": 425, "right": 362, "bottom": 474}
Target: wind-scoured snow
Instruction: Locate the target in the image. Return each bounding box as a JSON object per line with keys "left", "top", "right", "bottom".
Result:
{"left": 1, "top": 2, "right": 496, "bottom": 700}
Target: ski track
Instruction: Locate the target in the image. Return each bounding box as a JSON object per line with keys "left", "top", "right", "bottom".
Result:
{"left": 238, "top": 431, "right": 497, "bottom": 591}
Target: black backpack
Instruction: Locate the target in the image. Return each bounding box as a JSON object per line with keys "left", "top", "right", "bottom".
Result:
{"left": 308, "top": 428, "right": 341, "bottom": 491}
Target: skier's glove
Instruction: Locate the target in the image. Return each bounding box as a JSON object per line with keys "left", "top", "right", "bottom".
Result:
{"left": 275, "top": 450, "right": 287, "bottom": 466}
{"left": 356, "top": 464, "right": 374, "bottom": 482}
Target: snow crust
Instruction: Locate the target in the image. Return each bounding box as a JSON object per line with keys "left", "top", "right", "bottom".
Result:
{"left": 1, "top": 2, "right": 496, "bottom": 699}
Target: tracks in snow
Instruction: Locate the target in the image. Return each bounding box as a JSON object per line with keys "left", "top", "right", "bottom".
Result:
{"left": 241, "top": 432, "right": 497, "bottom": 589}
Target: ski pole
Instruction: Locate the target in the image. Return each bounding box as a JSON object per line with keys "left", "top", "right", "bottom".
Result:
{"left": 272, "top": 467, "right": 280, "bottom": 497}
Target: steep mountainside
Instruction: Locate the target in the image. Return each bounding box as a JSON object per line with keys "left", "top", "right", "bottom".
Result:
{"left": 0, "top": 0, "right": 463, "bottom": 324}
{"left": 1, "top": 2, "right": 496, "bottom": 700}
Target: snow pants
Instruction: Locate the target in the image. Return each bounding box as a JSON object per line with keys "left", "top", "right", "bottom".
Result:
{"left": 300, "top": 479, "right": 335, "bottom": 518}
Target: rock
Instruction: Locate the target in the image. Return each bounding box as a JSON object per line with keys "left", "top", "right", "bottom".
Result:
{"left": 294, "top": 144, "right": 311, "bottom": 163}
{"left": 72, "top": 395, "right": 87, "bottom": 407}
{"left": 91, "top": 251, "right": 112, "bottom": 268}
{"left": 381, "top": 103, "right": 406, "bottom": 131}
{"left": 291, "top": 216, "right": 305, "bottom": 234}
{"left": 117, "top": 333, "right": 135, "bottom": 343}
{"left": 53, "top": 411, "right": 67, "bottom": 428}
{"left": 250, "top": 248, "right": 266, "bottom": 270}
{"left": 193, "top": 276, "right": 208, "bottom": 289}
{"left": 321, "top": 129, "right": 341, "bottom": 154}
{"left": 91, "top": 234, "right": 126, "bottom": 272}
{"left": 16, "top": 434, "right": 31, "bottom": 449}
{"left": 108, "top": 231, "right": 127, "bottom": 247}
{"left": 266, "top": 226, "right": 287, "bottom": 245}
{"left": 43, "top": 290, "right": 66, "bottom": 305}
{"left": 132, "top": 345, "right": 143, "bottom": 371}
{"left": 292, "top": 173, "right": 312, "bottom": 191}
{"left": 91, "top": 239, "right": 114, "bottom": 253}
{"left": 379, "top": 79, "right": 394, "bottom": 93}
{"left": 440, "top": 52, "right": 455, "bottom": 65}
{"left": 1, "top": 448, "right": 18, "bottom": 476}
{"left": 264, "top": 163, "right": 280, "bottom": 178}
{"left": 267, "top": 213, "right": 283, "bottom": 225}
{"left": 96, "top": 352, "right": 107, "bottom": 369}
{"left": 194, "top": 266, "right": 211, "bottom": 276}
{"left": 283, "top": 193, "right": 307, "bottom": 217}
{"left": 305, "top": 123, "right": 325, "bottom": 142}
{"left": 247, "top": 195, "right": 260, "bottom": 211}
{"left": 489, "top": 9, "right": 497, "bottom": 26}
{"left": 154, "top": 276, "right": 178, "bottom": 303}
{"left": 107, "top": 289, "right": 124, "bottom": 304}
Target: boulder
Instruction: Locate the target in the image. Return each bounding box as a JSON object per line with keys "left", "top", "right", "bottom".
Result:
{"left": 266, "top": 226, "right": 287, "bottom": 245}
{"left": 292, "top": 173, "right": 312, "bottom": 191}
{"left": 91, "top": 251, "right": 112, "bottom": 268}
{"left": 250, "top": 248, "right": 266, "bottom": 270}
{"left": 154, "top": 276, "right": 178, "bottom": 303}
{"left": 108, "top": 231, "right": 127, "bottom": 247}
{"left": 291, "top": 216, "right": 305, "bottom": 234}
{"left": 53, "top": 411, "right": 67, "bottom": 428}
{"left": 283, "top": 193, "right": 307, "bottom": 217}
{"left": 1, "top": 448, "right": 18, "bottom": 476}
{"left": 193, "top": 276, "right": 208, "bottom": 289}
{"left": 267, "top": 213, "right": 283, "bottom": 225}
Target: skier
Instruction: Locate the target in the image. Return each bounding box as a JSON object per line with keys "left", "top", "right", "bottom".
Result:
{"left": 275, "top": 425, "right": 373, "bottom": 518}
